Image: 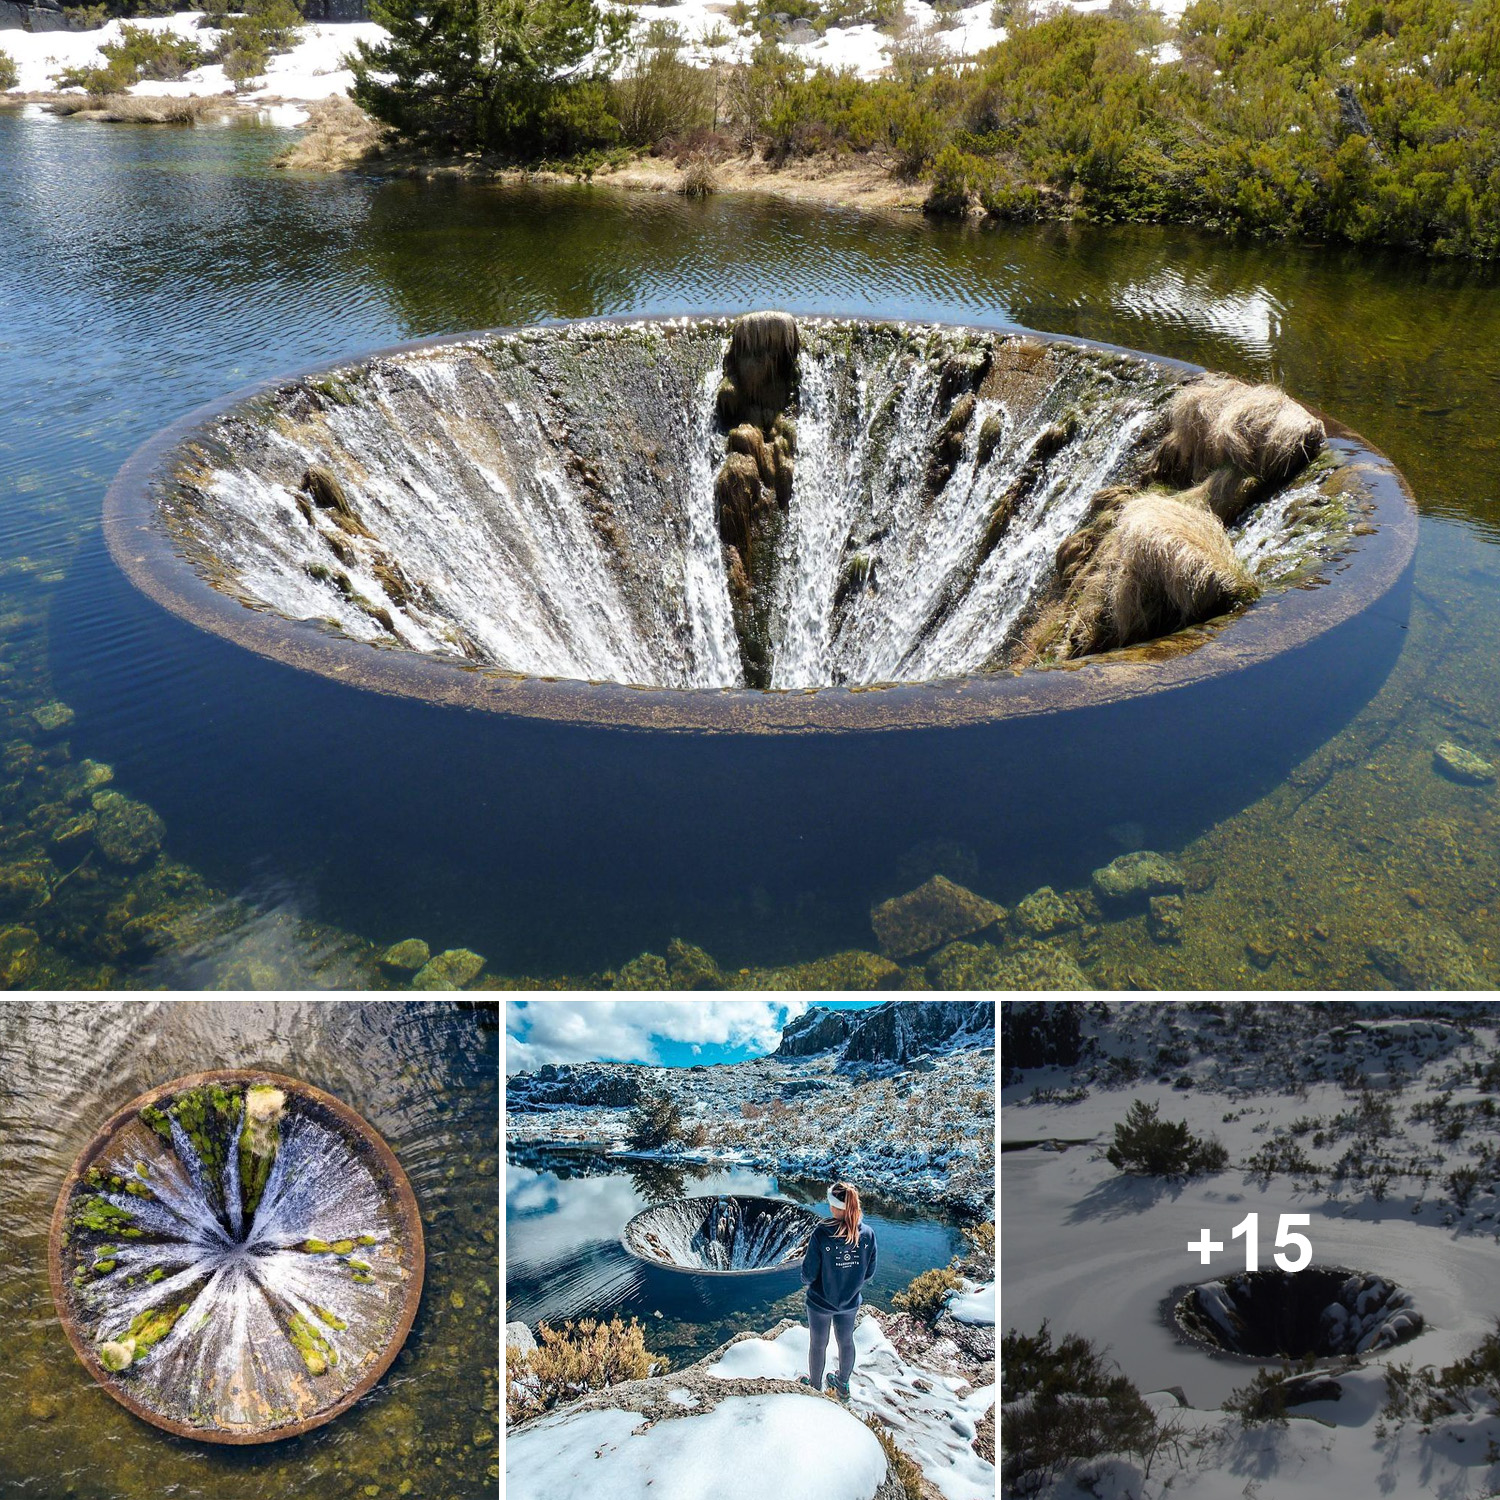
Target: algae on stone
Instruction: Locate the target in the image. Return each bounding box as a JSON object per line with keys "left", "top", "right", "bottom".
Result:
{"left": 871, "top": 875, "right": 1005, "bottom": 959}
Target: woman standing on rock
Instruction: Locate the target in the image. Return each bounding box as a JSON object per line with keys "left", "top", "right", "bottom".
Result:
{"left": 799, "top": 1181, "right": 877, "bottom": 1400}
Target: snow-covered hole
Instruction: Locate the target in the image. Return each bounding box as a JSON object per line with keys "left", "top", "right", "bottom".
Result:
{"left": 622, "top": 1195, "right": 819, "bottom": 1273}
{"left": 144, "top": 318, "right": 1345, "bottom": 696}
{"left": 1173, "top": 1267, "right": 1422, "bottom": 1360}
{"left": 50, "top": 1072, "right": 423, "bottom": 1441}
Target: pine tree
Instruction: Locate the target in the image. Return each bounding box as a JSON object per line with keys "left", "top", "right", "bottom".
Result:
{"left": 350, "top": 0, "right": 629, "bottom": 156}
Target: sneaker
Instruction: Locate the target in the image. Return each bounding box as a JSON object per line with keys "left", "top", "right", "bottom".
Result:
{"left": 797, "top": 1375, "right": 822, "bottom": 1392}
{"left": 828, "top": 1377, "right": 850, "bottom": 1401}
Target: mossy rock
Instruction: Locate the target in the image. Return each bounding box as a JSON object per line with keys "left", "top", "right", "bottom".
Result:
{"left": 666, "top": 939, "right": 722, "bottom": 990}
{"left": 734, "top": 949, "right": 903, "bottom": 991}
{"left": 1433, "top": 741, "right": 1495, "bottom": 786}
{"left": 871, "top": 874, "right": 1005, "bottom": 959}
{"left": 91, "top": 790, "right": 165, "bottom": 867}
{"left": 411, "top": 947, "right": 485, "bottom": 990}
{"left": 0, "top": 925, "right": 40, "bottom": 988}
{"left": 61, "top": 759, "right": 114, "bottom": 803}
{"left": 0, "top": 860, "right": 52, "bottom": 915}
{"left": 1014, "top": 885, "right": 1082, "bottom": 937}
{"left": 379, "top": 938, "right": 430, "bottom": 973}
{"left": 1091, "top": 850, "right": 1185, "bottom": 905}
{"left": 613, "top": 952, "right": 670, "bottom": 990}
{"left": 31, "top": 700, "right": 75, "bottom": 734}
{"left": 928, "top": 939, "right": 1089, "bottom": 990}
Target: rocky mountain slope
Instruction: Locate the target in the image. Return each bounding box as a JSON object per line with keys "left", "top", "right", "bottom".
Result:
{"left": 506, "top": 1002, "right": 996, "bottom": 1216}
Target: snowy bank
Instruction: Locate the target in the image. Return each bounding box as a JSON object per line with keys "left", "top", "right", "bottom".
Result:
{"left": 0, "top": 13, "right": 384, "bottom": 100}
{"left": 707, "top": 1317, "right": 995, "bottom": 1500}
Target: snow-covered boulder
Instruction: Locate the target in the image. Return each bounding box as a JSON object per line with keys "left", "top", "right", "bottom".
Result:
{"left": 507, "top": 1392, "right": 901, "bottom": 1500}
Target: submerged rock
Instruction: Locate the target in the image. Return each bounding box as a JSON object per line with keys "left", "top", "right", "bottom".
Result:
{"left": 1091, "top": 850, "right": 1185, "bottom": 905}
{"left": 91, "top": 790, "right": 165, "bottom": 867}
{"left": 31, "top": 701, "right": 75, "bottom": 734}
{"left": 379, "top": 938, "right": 430, "bottom": 973}
{"left": 928, "top": 941, "right": 1089, "bottom": 991}
{"left": 666, "top": 939, "right": 722, "bottom": 990}
{"left": 1148, "top": 893, "right": 1184, "bottom": 945}
{"left": 613, "top": 952, "right": 671, "bottom": 990}
{"left": 1433, "top": 741, "right": 1495, "bottom": 785}
{"left": 0, "top": 925, "right": 40, "bottom": 988}
{"left": 751, "top": 950, "right": 903, "bottom": 993}
{"left": 411, "top": 947, "right": 485, "bottom": 989}
{"left": 1369, "top": 923, "right": 1490, "bottom": 990}
{"left": 1014, "top": 886, "right": 1082, "bottom": 937}
{"left": 871, "top": 875, "right": 1005, "bottom": 959}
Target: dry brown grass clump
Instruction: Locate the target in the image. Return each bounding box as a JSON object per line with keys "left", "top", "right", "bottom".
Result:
{"left": 51, "top": 94, "right": 224, "bottom": 123}
{"left": 275, "top": 94, "right": 385, "bottom": 171}
{"left": 1053, "top": 491, "right": 1258, "bottom": 657}
{"left": 506, "top": 1315, "right": 664, "bottom": 1426}
{"left": 1153, "top": 373, "right": 1324, "bottom": 491}
{"left": 862, "top": 1414, "right": 927, "bottom": 1500}
{"left": 677, "top": 153, "right": 719, "bottom": 197}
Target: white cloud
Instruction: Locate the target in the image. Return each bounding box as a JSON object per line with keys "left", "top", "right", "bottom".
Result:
{"left": 505, "top": 1000, "right": 810, "bottom": 1073}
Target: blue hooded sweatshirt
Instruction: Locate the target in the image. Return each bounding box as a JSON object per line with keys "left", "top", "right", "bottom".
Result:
{"left": 801, "top": 1217, "right": 877, "bottom": 1314}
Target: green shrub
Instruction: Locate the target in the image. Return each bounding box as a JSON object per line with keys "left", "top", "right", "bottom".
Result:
{"left": 892, "top": 1266, "right": 962, "bottom": 1322}
{"left": 1106, "top": 1099, "right": 1229, "bottom": 1176}
{"left": 1222, "top": 1358, "right": 1318, "bottom": 1425}
{"left": 0, "top": 49, "right": 16, "bottom": 91}
{"left": 626, "top": 1089, "right": 683, "bottom": 1150}
{"left": 507, "top": 1315, "right": 664, "bottom": 1425}
{"left": 208, "top": 0, "right": 302, "bottom": 92}
{"left": 610, "top": 26, "right": 714, "bottom": 146}
{"left": 1001, "top": 1322, "right": 1157, "bottom": 1495}
{"left": 54, "top": 23, "right": 206, "bottom": 94}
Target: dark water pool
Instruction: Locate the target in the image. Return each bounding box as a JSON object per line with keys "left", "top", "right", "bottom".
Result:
{"left": 0, "top": 999, "right": 499, "bottom": 1498}
{"left": 2, "top": 107, "right": 1498, "bottom": 985}
{"left": 505, "top": 1143, "right": 966, "bottom": 1366}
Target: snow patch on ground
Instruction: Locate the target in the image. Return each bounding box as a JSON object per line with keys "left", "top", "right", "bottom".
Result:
{"left": 707, "top": 1319, "right": 995, "bottom": 1500}
{"left": 506, "top": 1393, "right": 889, "bottom": 1500}
{"left": 0, "top": 14, "right": 383, "bottom": 99}
{"left": 947, "top": 1280, "right": 994, "bottom": 1325}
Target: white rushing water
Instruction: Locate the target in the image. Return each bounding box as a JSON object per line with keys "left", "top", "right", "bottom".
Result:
{"left": 172, "top": 319, "right": 1325, "bottom": 692}
{"left": 623, "top": 1195, "right": 817, "bottom": 1271}
{"left": 71, "top": 1093, "right": 406, "bottom": 1431}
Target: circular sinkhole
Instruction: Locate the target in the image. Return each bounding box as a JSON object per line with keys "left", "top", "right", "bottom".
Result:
{"left": 622, "top": 1195, "right": 819, "bottom": 1274}
{"left": 104, "top": 314, "right": 1417, "bottom": 733}
{"left": 48, "top": 1069, "right": 424, "bottom": 1444}
{"left": 1173, "top": 1267, "right": 1422, "bottom": 1360}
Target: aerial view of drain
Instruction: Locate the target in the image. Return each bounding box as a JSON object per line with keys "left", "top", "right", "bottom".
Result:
{"left": 48, "top": 1069, "right": 424, "bottom": 1442}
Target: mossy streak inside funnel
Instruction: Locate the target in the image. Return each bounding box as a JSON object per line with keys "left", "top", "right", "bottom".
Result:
{"left": 49, "top": 1070, "right": 423, "bottom": 1442}
{"left": 621, "top": 1194, "right": 819, "bottom": 1273}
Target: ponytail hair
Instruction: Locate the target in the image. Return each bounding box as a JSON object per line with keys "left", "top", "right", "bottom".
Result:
{"left": 828, "top": 1182, "right": 862, "bottom": 1244}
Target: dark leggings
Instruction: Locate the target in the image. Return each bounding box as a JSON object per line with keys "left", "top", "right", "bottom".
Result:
{"left": 807, "top": 1304, "right": 858, "bottom": 1389}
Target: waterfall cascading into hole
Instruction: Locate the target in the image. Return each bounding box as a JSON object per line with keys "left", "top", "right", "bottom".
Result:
{"left": 50, "top": 1072, "right": 423, "bottom": 1442}
{"left": 153, "top": 316, "right": 1358, "bottom": 706}
{"left": 621, "top": 1196, "right": 820, "bottom": 1274}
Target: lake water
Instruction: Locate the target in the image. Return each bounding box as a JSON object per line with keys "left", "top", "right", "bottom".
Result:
{"left": 505, "top": 1142, "right": 966, "bottom": 1366}
{"left": 0, "top": 999, "right": 499, "bottom": 1499}
{"left": 2, "top": 107, "right": 1498, "bottom": 986}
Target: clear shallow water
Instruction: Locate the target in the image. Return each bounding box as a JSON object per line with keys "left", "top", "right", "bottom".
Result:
{"left": 505, "top": 1143, "right": 965, "bottom": 1367}
{"left": 1, "top": 108, "right": 1497, "bottom": 984}
{"left": 0, "top": 1000, "right": 498, "bottom": 1497}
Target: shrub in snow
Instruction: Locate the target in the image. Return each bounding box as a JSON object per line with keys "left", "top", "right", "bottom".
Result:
{"left": 1383, "top": 1323, "right": 1500, "bottom": 1424}
{"left": 627, "top": 1089, "right": 684, "bottom": 1150}
{"left": 1105, "top": 1098, "right": 1229, "bottom": 1177}
{"left": 1000, "top": 1322, "right": 1156, "bottom": 1496}
{"left": 0, "top": 49, "right": 16, "bottom": 92}
{"left": 507, "top": 1315, "right": 666, "bottom": 1426}
{"left": 1448, "top": 1165, "right": 1480, "bottom": 1208}
{"left": 861, "top": 1415, "right": 924, "bottom": 1500}
{"left": 1221, "top": 1357, "right": 1330, "bottom": 1425}
{"left": 892, "top": 1267, "right": 963, "bottom": 1324}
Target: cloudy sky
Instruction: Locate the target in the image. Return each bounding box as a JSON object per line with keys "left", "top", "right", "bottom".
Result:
{"left": 505, "top": 1000, "right": 883, "bottom": 1073}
